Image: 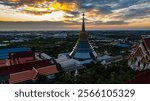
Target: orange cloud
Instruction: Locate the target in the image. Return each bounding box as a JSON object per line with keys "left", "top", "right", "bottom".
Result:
{"left": 86, "top": 9, "right": 99, "bottom": 17}
{"left": 6, "top": 0, "right": 78, "bottom": 15}
{"left": 51, "top": 2, "right": 78, "bottom": 11}
{"left": 8, "top": 0, "right": 19, "bottom": 2}
{"left": 8, "top": 0, "right": 49, "bottom": 4}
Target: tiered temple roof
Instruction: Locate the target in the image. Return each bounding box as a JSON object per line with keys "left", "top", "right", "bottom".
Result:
{"left": 128, "top": 37, "right": 150, "bottom": 70}
{"left": 69, "top": 13, "right": 97, "bottom": 61}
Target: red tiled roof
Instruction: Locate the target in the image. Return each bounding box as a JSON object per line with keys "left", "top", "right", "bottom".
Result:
{"left": 9, "top": 51, "right": 36, "bottom": 65}
{"left": 0, "top": 59, "right": 53, "bottom": 75}
{"left": 32, "top": 67, "right": 39, "bottom": 80}
{"left": 38, "top": 65, "right": 59, "bottom": 75}
{"left": 143, "top": 38, "right": 150, "bottom": 51}
{"left": 0, "top": 60, "right": 7, "bottom": 67}
{"left": 18, "top": 58, "right": 23, "bottom": 64}
{"left": 9, "top": 70, "right": 34, "bottom": 84}
{"left": 9, "top": 66, "right": 58, "bottom": 84}
{"left": 0, "top": 60, "right": 6, "bottom": 65}
{"left": 19, "top": 57, "right": 34, "bottom": 63}
{"left": 127, "top": 70, "right": 150, "bottom": 84}
{"left": 9, "top": 51, "right": 35, "bottom": 59}
{"left": 10, "top": 59, "right": 13, "bottom": 65}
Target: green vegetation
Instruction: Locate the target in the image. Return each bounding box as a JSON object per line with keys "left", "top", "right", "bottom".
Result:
{"left": 56, "top": 60, "right": 136, "bottom": 84}
{"left": 7, "top": 38, "right": 76, "bottom": 58}
{"left": 94, "top": 41, "right": 130, "bottom": 56}
{"left": 36, "top": 74, "right": 47, "bottom": 83}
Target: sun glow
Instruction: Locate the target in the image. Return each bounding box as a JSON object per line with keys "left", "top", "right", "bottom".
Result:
{"left": 8, "top": 0, "right": 19, "bottom": 2}
{"left": 24, "top": 6, "right": 49, "bottom": 12}
{"left": 51, "top": 2, "right": 78, "bottom": 11}
{"left": 11, "top": 1, "right": 78, "bottom": 16}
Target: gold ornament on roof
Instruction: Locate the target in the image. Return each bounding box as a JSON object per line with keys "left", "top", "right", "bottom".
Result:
{"left": 79, "top": 13, "right": 88, "bottom": 40}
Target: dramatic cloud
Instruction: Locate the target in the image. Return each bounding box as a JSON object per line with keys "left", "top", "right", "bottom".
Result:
{"left": 113, "top": 2, "right": 150, "bottom": 20}
{"left": 0, "top": 0, "right": 150, "bottom": 30}
{"left": 95, "top": 20, "right": 128, "bottom": 25}
{"left": 0, "top": 0, "right": 78, "bottom": 15}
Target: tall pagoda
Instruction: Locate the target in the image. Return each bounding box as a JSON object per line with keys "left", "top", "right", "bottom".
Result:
{"left": 69, "top": 13, "right": 97, "bottom": 61}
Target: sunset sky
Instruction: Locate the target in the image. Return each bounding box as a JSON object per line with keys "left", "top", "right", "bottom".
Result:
{"left": 0, "top": 0, "right": 150, "bottom": 31}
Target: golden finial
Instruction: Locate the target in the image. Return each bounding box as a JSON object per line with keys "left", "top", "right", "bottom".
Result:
{"left": 80, "top": 12, "right": 88, "bottom": 40}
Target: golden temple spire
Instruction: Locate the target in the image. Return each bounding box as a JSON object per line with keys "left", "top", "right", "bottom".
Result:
{"left": 82, "top": 13, "right": 85, "bottom": 32}
{"left": 79, "top": 13, "right": 88, "bottom": 40}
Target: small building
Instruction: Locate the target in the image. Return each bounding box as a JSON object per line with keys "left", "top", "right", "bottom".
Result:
{"left": 101, "top": 55, "right": 123, "bottom": 65}
{"left": 113, "top": 44, "right": 130, "bottom": 48}
{"left": 57, "top": 59, "right": 84, "bottom": 71}
{"left": 10, "top": 39, "right": 24, "bottom": 43}
{"left": 97, "top": 55, "right": 112, "bottom": 62}
{"left": 128, "top": 37, "right": 150, "bottom": 70}
{"left": 52, "top": 32, "right": 68, "bottom": 39}
{"left": 0, "top": 43, "right": 9, "bottom": 47}
{"left": 97, "top": 55, "right": 123, "bottom": 65}
{"left": 55, "top": 53, "right": 84, "bottom": 71}
{"left": 40, "top": 53, "right": 52, "bottom": 60}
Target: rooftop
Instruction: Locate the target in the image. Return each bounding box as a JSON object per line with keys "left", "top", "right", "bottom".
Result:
{"left": 0, "top": 47, "right": 31, "bottom": 59}
{"left": 113, "top": 44, "right": 130, "bottom": 48}
{"left": 0, "top": 59, "right": 53, "bottom": 75}
{"left": 143, "top": 38, "right": 150, "bottom": 51}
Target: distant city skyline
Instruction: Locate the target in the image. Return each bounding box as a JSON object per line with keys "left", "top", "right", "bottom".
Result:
{"left": 0, "top": 0, "right": 150, "bottom": 31}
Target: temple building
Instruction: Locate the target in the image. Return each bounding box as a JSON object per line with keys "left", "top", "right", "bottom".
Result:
{"left": 128, "top": 37, "right": 150, "bottom": 70}
{"left": 69, "top": 13, "right": 97, "bottom": 61}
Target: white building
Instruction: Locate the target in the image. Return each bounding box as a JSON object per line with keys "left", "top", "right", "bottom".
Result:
{"left": 97, "top": 55, "right": 123, "bottom": 65}
{"left": 55, "top": 53, "right": 84, "bottom": 71}
{"left": 0, "top": 43, "right": 9, "bottom": 47}
{"left": 52, "top": 32, "right": 68, "bottom": 39}
{"left": 40, "top": 53, "right": 52, "bottom": 60}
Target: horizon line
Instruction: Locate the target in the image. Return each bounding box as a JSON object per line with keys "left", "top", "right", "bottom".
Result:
{"left": 0, "top": 29, "right": 150, "bottom": 32}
